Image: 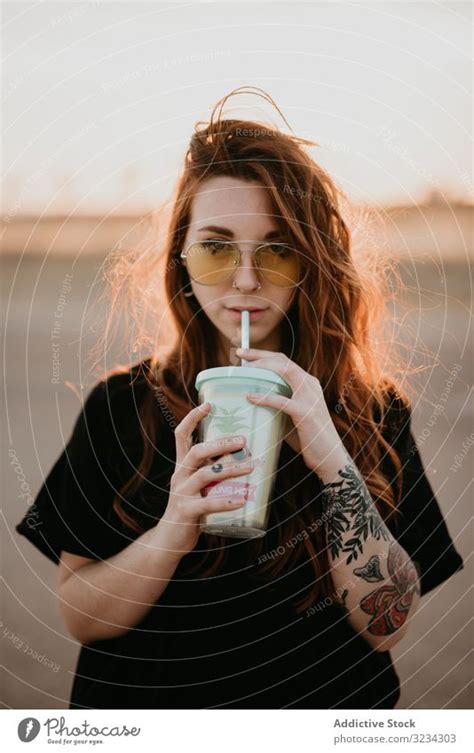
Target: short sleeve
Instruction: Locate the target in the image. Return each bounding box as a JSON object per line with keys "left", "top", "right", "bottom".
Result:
{"left": 15, "top": 374, "right": 139, "bottom": 565}
{"left": 384, "top": 397, "right": 464, "bottom": 597}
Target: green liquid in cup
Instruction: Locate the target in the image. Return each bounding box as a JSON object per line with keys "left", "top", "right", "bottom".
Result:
{"left": 194, "top": 366, "right": 292, "bottom": 539}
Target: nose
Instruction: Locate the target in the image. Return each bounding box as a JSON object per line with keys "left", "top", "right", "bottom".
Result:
{"left": 232, "top": 248, "right": 261, "bottom": 290}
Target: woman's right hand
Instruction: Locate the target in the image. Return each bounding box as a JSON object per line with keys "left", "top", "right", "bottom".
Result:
{"left": 155, "top": 403, "right": 254, "bottom": 561}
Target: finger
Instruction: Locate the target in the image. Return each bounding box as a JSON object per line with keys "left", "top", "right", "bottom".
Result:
{"left": 182, "top": 435, "right": 247, "bottom": 473}
{"left": 174, "top": 403, "right": 210, "bottom": 465}
{"left": 246, "top": 391, "right": 295, "bottom": 416}
{"left": 209, "top": 446, "right": 251, "bottom": 465}
{"left": 240, "top": 357, "right": 297, "bottom": 388}
{"left": 235, "top": 348, "right": 270, "bottom": 356}
{"left": 195, "top": 494, "right": 247, "bottom": 518}
{"left": 236, "top": 348, "right": 300, "bottom": 378}
{"left": 190, "top": 458, "right": 255, "bottom": 495}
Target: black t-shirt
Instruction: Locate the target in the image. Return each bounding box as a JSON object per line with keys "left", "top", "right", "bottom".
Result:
{"left": 16, "top": 360, "right": 464, "bottom": 710}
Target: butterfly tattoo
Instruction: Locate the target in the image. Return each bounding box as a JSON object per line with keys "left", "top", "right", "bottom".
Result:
{"left": 359, "top": 542, "right": 420, "bottom": 635}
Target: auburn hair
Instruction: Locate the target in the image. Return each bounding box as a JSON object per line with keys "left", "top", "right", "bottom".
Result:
{"left": 91, "top": 86, "right": 408, "bottom": 614}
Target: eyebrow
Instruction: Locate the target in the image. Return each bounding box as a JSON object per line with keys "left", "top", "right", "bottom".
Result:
{"left": 197, "top": 225, "right": 283, "bottom": 240}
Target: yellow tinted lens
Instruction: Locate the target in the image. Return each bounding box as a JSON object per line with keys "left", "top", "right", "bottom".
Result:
{"left": 256, "top": 244, "right": 303, "bottom": 287}
{"left": 186, "top": 241, "right": 237, "bottom": 284}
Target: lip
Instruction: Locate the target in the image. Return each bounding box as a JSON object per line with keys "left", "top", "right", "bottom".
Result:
{"left": 226, "top": 308, "right": 267, "bottom": 321}
{"left": 226, "top": 306, "right": 266, "bottom": 312}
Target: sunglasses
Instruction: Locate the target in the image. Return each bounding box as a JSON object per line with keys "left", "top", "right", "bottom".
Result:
{"left": 179, "top": 239, "right": 309, "bottom": 288}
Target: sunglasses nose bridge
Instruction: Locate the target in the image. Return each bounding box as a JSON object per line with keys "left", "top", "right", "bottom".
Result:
{"left": 236, "top": 246, "right": 258, "bottom": 266}
{"left": 231, "top": 246, "right": 262, "bottom": 286}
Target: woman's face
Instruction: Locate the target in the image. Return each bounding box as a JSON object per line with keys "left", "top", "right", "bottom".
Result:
{"left": 182, "top": 175, "right": 298, "bottom": 363}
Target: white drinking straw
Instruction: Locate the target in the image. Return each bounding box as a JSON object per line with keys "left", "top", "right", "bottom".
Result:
{"left": 240, "top": 310, "right": 250, "bottom": 364}
{"left": 240, "top": 309, "right": 250, "bottom": 527}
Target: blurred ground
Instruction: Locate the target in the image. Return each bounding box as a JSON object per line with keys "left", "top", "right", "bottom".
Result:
{"left": 1, "top": 253, "right": 472, "bottom": 709}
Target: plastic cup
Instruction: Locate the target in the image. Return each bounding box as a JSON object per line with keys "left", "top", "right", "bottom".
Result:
{"left": 194, "top": 365, "right": 292, "bottom": 539}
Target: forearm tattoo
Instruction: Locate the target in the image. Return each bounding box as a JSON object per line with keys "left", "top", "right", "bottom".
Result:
{"left": 321, "top": 463, "right": 390, "bottom": 564}
{"left": 355, "top": 542, "right": 420, "bottom": 635}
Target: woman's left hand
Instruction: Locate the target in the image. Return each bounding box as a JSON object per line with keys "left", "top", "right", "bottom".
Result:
{"left": 235, "top": 347, "right": 347, "bottom": 477}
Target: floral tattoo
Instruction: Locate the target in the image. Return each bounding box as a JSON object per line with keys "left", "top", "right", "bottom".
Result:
{"left": 321, "top": 464, "right": 390, "bottom": 564}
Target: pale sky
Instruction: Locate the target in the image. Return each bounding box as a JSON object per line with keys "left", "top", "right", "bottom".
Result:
{"left": 2, "top": 0, "right": 472, "bottom": 215}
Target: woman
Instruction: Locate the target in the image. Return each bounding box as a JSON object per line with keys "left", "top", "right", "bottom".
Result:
{"left": 16, "top": 87, "right": 463, "bottom": 710}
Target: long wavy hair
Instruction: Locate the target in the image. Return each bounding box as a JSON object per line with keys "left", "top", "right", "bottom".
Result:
{"left": 89, "top": 86, "right": 408, "bottom": 614}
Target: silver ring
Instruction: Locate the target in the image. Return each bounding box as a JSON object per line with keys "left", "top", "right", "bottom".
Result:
{"left": 211, "top": 463, "right": 224, "bottom": 473}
